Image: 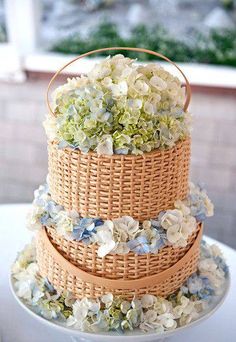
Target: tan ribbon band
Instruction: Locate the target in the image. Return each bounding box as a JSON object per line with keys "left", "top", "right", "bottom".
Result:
{"left": 46, "top": 47, "right": 191, "bottom": 116}
{"left": 39, "top": 224, "right": 202, "bottom": 290}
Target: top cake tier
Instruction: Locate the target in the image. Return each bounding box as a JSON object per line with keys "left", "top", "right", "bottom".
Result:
{"left": 44, "top": 51, "right": 192, "bottom": 220}
{"left": 48, "top": 137, "right": 190, "bottom": 221}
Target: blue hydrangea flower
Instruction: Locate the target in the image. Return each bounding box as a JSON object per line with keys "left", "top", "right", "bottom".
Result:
{"left": 71, "top": 218, "right": 100, "bottom": 241}
{"left": 214, "top": 256, "right": 229, "bottom": 276}
{"left": 40, "top": 213, "right": 50, "bottom": 225}
{"left": 34, "top": 183, "right": 49, "bottom": 198}
{"left": 187, "top": 274, "right": 214, "bottom": 300}
{"left": 149, "top": 236, "right": 166, "bottom": 253}
{"left": 127, "top": 236, "right": 150, "bottom": 254}
{"left": 200, "top": 240, "right": 212, "bottom": 258}
{"left": 58, "top": 140, "right": 74, "bottom": 150}
{"left": 44, "top": 278, "right": 56, "bottom": 293}
{"left": 94, "top": 218, "right": 104, "bottom": 227}
{"left": 186, "top": 183, "right": 213, "bottom": 222}
{"left": 46, "top": 201, "right": 63, "bottom": 216}
{"left": 198, "top": 284, "right": 214, "bottom": 300}
{"left": 151, "top": 221, "right": 167, "bottom": 241}
{"left": 187, "top": 193, "right": 207, "bottom": 221}
{"left": 150, "top": 218, "right": 161, "bottom": 229}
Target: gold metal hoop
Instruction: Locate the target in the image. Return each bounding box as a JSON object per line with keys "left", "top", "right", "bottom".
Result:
{"left": 46, "top": 47, "right": 191, "bottom": 116}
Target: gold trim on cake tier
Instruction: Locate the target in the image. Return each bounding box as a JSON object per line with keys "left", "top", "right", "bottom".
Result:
{"left": 35, "top": 222, "right": 202, "bottom": 300}
{"left": 48, "top": 137, "right": 191, "bottom": 222}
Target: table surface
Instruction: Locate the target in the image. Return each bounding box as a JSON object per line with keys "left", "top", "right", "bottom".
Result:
{"left": 0, "top": 204, "right": 236, "bottom": 342}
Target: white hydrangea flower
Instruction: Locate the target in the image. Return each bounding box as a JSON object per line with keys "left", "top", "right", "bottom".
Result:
{"left": 186, "top": 277, "right": 204, "bottom": 295}
{"left": 209, "top": 244, "right": 222, "bottom": 257}
{"left": 198, "top": 258, "right": 225, "bottom": 291}
{"left": 160, "top": 209, "right": 183, "bottom": 231}
{"left": 94, "top": 220, "right": 116, "bottom": 257}
{"left": 33, "top": 184, "right": 50, "bottom": 202}
{"left": 144, "top": 101, "right": 155, "bottom": 115}
{"left": 55, "top": 211, "right": 73, "bottom": 235}
{"left": 26, "top": 205, "right": 45, "bottom": 231}
{"left": 96, "top": 134, "right": 113, "bottom": 156}
{"left": 174, "top": 199, "right": 191, "bottom": 216}
{"left": 176, "top": 296, "right": 200, "bottom": 326}
{"left": 142, "top": 220, "right": 152, "bottom": 230}
{"left": 13, "top": 262, "right": 39, "bottom": 301}
{"left": 110, "top": 81, "right": 128, "bottom": 97}
{"left": 101, "top": 293, "right": 113, "bottom": 308}
{"left": 149, "top": 75, "right": 167, "bottom": 91}
{"left": 113, "top": 216, "right": 139, "bottom": 240}
{"left": 139, "top": 321, "right": 165, "bottom": 333}
{"left": 64, "top": 292, "right": 76, "bottom": 307}
{"left": 112, "top": 242, "right": 130, "bottom": 254}
{"left": 153, "top": 297, "right": 173, "bottom": 315}
{"left": 127, "top": 98, "right": 143, "bottom": 110}
{"left": 141, "top": 294, "right": 156, "bottom": 308}
{"left": 181, "top": 216, "right": 197, "bottom": 239}
{"left": 43, "top": 115, "right": 57, "bottom": 141}
{"left": 160, "top": 209, "right": 196, "bottom": 247}
{"left": 132, "top": 79, "right": 150, "bottom": 95}
{"left": 88, "top": 62, "right": 111, "bottom": 80}
{"left": 188, "top": 182, "right": 214, "bottom": 219}
{"left": 72, "top": 297, "right": 100, "bottom": 326}
{"left": 73, "top": 299, "right": 89, "bottom": 322}
{"left": 144, "top": 309, "right": 158, "bottom": 323}
{"left": 127, "top": 308, "right": 139, "bottom": 325}
{"left": 121, "top": 300, "right": 131, "bottom": 314}
{"left": 166, "top": 226, "right": 183, "bottom": 244}
{"left": 54, "top": 210, "right": 76, "bottom": 235}
{"left": 204, "top": 196, "right": 214, "bottom": 217}
{"left": 198, "top": 258, "right": 217, "bottom": 273}
{"left": 131, "top": 298, "right": 142, "bottom": 310}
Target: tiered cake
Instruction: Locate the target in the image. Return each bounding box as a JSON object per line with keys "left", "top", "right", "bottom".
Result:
{"left": 36, "top": 48, "right": 204, "bottom": 299}
{"left": 16, "top": 48, "right": 227, "bottom": 334}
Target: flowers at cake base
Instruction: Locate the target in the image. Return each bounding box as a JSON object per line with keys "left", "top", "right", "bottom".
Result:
{"left": 11, "top": 240, "right": 228, "bottom": 334}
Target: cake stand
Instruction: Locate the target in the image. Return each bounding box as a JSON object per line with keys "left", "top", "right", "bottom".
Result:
{"left": 10, "top": 274, "right": 230, "bottom": 342}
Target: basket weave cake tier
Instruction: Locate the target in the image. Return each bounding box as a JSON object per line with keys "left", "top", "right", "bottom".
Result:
{"left": 36, "top": 223, "right": 202, "bottom": 300}
{"left": 48, "top": 138, "right": 191, "bottom": 221}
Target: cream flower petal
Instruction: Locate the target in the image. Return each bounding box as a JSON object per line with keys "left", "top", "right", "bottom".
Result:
{"left": 97, "top": 135, "right": 113, "bottom": 156}
{"left": 97, "top": 240, "right": 116, "bottom": 258}
{"left": 166, "top": 226, "right": 182, "bottom": 244}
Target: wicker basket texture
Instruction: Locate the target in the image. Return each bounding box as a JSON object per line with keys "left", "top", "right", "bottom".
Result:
{"left": 36, "top": 223, "right": 202, "bottom": 300}
{"left": 48, "top": 138, "right": 191, "bottom": 222}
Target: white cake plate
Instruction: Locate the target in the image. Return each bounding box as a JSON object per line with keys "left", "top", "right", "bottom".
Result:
{"left": 10, "top": 273, "right": 230, "bottom": 342}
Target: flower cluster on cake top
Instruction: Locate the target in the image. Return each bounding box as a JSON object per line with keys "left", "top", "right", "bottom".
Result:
{"left": 44, "top": 54, "right": 191, "bottom": 155}
{"left": 26, "top": 181, "right": 213, "bottom": 257}
{"left": 11, "top": 240, "right": 228, "bottom": 333}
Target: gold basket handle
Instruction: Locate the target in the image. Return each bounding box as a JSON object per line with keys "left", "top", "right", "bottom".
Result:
{"left": 39, "top": 223, "right": 202, "bottom": 290}
{"left": 46, "top": 47, "right": 191, "bottom": 116}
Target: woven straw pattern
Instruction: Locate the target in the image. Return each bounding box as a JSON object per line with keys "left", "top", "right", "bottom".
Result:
{"left": 36, "top": 223, "right": 202, "bottom": 300}
{"left": 48, "top": 138, "right": 191, "bottom": 221}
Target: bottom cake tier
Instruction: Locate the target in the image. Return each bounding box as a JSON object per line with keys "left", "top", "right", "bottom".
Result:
{"left": 36, "top": 223, "right": 202, "bottom": 300}
{"left": 11, "top": 239, "right": 229, "bottom": 334}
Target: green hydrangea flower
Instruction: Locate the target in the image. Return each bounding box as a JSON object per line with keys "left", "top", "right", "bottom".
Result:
{"left": 43, "top": 55, "right": 191, "bottom": 155}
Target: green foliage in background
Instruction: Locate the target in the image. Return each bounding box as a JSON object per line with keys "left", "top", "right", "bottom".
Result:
{"left": 220, "top": 0, "right": 235, "bottom": 10}
{"left": 0, "top": 24, "right": 6, "bottom": 43}
{"left": 51, "top": 22, "right": 236, "bottom": 67}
